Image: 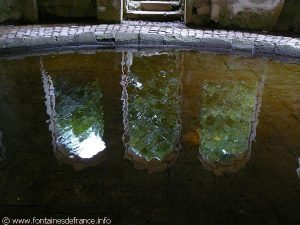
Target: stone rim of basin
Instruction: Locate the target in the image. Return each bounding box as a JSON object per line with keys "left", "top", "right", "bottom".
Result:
{"left": 1, "top": 23, "right": 300, "bottom": 61}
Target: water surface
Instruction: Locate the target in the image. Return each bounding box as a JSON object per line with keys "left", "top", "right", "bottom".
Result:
{"left": 0, "top": 50, "right": 299, "bottom": 224}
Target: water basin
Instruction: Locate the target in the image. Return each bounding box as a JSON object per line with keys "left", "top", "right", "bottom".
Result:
{"left": 0, "top": 49, "right": 299, "bottom": 223}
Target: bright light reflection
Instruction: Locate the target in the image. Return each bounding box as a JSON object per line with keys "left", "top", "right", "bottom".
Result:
{"left": 58, "top": 128, "right": 106, "bottom": 159}
{"left": 77, "top": 132, "right": 106, "bottom": 158}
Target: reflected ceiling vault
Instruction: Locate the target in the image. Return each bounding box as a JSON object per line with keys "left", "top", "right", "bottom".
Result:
{"left": 198, "top": 78, "right": 265, "bottom": 175}
{"left": 121, "top": 51, "right": 182, "bottom": 173}
{"left": 40, "top": 57, "right": 106, "bottom": 170}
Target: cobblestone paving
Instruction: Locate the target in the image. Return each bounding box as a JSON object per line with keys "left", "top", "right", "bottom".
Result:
{"left": 0, "top": 21, "right": 300, "bottom": 58}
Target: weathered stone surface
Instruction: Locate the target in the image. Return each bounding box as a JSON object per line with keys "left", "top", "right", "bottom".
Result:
{"left": 56, "top": 35, "right": 76, "bottom": 47}
{"left": 24, "top": 36, "right": 56, "bottom": 47}
{"left": 254, "top": 41, "right": 276, "bottom": 55}
{"left": 196, "top": 5, "right": 210, "bottom": 16}
{"left": 193, "top": 0, "right": 210, "bottom": 8}
{"left": 115, "top": 32, "right": 139, "bottom": 45}
{"left": 277, "top": 0, "right": 300, "bottom": 33}
{"left": 0, "top": 0, "right": 299, "bottom": 36}
{"left": 168, "top": 34, "right": 200, "bottom": 46}
{"left": 276, "top": 44, "right": 300, "bottom": 58}
{"left": 231, "top": 39, "right": 254, "bottom": 53}
{"left": 139, "top": 1, "right": 175, "bottom": 11}
{"left": 97, "top": 0, "right": 122, "bottom": 23}
{"left": 198, "top": 37, "right": 231, "bottom": 49}
{"left": 20, "top": 0, "right": 38, "bottom": 22}
{"left": 187, "top": 0, "right": 286, "bottom": 31}
{"left": 75, "top": 32, "right": 97, "bottom": 45}
{"left": 38, "top": 0, "right": 96, "bottom": 20}
{"left": 2, "top": 37, "right": 23, "bottom": 48}
{"left": 210, "top": 0, "right": 223, "bottom": 22}
{"left": 95, "top": 32, "right": 115, "bottom": 41}
{"left": 140, "top": 33, "right": 164, "bottom": 46}
{"left": 0, "top": 0, "right": 22, "bottom": 23}
{"left": 0, "top": 22, "right": 300, "bottom": 59}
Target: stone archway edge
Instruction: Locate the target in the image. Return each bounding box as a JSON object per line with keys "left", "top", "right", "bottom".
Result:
{"left": 0, "top": 22, "right": 300, "bottom": 59}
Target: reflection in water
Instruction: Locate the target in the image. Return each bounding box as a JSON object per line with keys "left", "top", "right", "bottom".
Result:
{"left": 297, "top": 158, "right": 300, "bottom": 178}
{"left": 1, "top": 51, "right": 300, "bottom": 224}
{"left": 198, "top": 79, "right": 265, "bottom": 175}
{"left": 40, "top": 58, "right": 106, "bottom": 169}
{"left": 0, "top": 130, "right": 6, "bottom": 162}
{"left": 121, "top": 52, "right": 181, "bottom": 172}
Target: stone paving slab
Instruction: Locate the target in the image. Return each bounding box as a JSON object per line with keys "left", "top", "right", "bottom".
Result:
{"left": 0, "top": 22, "right": 300, "bottom": 59}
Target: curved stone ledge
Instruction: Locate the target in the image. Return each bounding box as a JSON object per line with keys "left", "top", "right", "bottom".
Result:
{"left": 1, "top": 22, "right": 300, "bottom": 60}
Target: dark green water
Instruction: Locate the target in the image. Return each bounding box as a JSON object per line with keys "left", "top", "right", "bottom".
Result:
{"left": 0, "top": 50, "right": 299, "bottom": 225}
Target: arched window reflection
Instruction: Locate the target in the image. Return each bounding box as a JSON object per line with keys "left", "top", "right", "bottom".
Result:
{"left": 121, "top": 51, "right": 182, "bottom": 173}
{"left": 198, "top": 79, "right": 265, "bottom": 175}
{"left": 40, "top": 57, "right": 106, "bottom": 170}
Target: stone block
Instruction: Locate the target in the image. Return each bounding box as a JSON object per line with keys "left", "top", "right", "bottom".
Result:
{"left": 231, "top": 39, "right": 254, "bottom": 53}
{"left": 197, "top": 5, "right": 210, "bottom": 16}
{"left": 170, "top": 34, "right": 200, "bottom": 47}
{"left": 56, "top": 35, "right": 76, "bottom": 47}
{"left": 276, "top": 44, "right": 300, "bottom": 58}
{"left": 254, "top": 41, "right": 276, "bottom": 55}
{"left": 115, "top": 32, "right": 139, "bottom": 45}
{"left": 140, "top": 2, "right": 174, "bottom": 11}
{"left": 139, "top": 33, "right": 164, "bottom": 46}
{"left": 186, "top": 0, "right": 286, "bottom": 32}
{"left": 75, "top": 32, "right": 97, "bottom": 45}
{"left": 3, "top": 38, "right": 24, "bottom": 48}
{"left": 95, "top": 33, "right": 115, "bottom": 42}
{"left": 20, "top": 0, "right": 38, "bottom": 22}
{"left": 97, "top": 0, "right": 122, "bottom": 23}
{"left": 162, "top": 35, "right": 178, "bottom": 46}
{"left": 26, "top": 36, "right": 56, "bottom": 48}
{"left": 199, "top": 37, "right": 231, "bottom": 49}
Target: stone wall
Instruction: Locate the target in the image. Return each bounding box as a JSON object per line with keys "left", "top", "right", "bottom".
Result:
{"left": 38, "top": 0, "right": 97, "bottom": 21}
{"left": 0, "top": 0, "right": 122, "bottom": 23}
{"left": 0, "top": 0, "right": 22, "bottom": 23}
{"left": 186, "top": 0, "right": 300, "bottom": 33}
{"left": 187, "top": 0, "right": 286, "bottom": 31}
{"left": 0, "top": 0, "right": 299, "bottom": 34}
{"left": 96, "top": 0, "right": 122, "bottom": 23}
{"left": 0, "top": 0, "right": 38, "bottom": 23}
{"left": 277, "top": 0, "right": 300, "bottom": 33}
